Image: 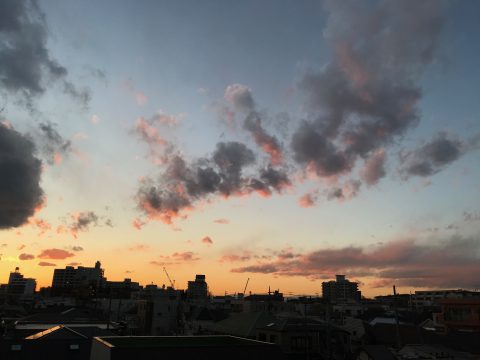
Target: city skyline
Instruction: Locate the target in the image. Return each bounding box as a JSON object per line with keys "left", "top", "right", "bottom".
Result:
{"left": 1, "top": 0, "right": 480, "bottom": 297}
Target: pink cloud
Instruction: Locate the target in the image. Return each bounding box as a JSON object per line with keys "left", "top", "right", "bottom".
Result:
{"left": 213, "top": 218, "right": 229, "bottom": 224}
{"left": 171, "top": 251, "right": 200, "bottom": 261}
{"left": 231, "top": 236, "right": 480, "bottom": 288}
{"left": 298, "top": 191, "right": 318, "bottom": 208}
{"left": 19, "top": 253, "right": 35, "bottom": 260}
{"left": 201, "top": 236, "right": 213, "bottom": 245}
{"left": 128, "top": 243, "right": 150, "bottom": 252}
{"left": 38, "top": 248, "right": 75, "bottom": 260}
{"left": 219, "top": 251, "right": 253, "bottom": 263}
{"left": 38, "top": 261, "right": 56, "bottom": 267}
{"left": 132, "top": 217, "right": 146, "bottom": 230}
{"left": 135, "top": 91, "right": 148, "bottom": 105}
{"left": 361, "top": 148, "right": 386, "bottom": 186}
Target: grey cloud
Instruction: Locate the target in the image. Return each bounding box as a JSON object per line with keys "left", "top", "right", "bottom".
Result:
{"left": 224, "top": 84, "right": 284, "bottom": 165}
{"left": 224, "top": 84, "right": 255, "bottom": 113}
{"left": 399, "top": 132, "right": 464, "bottom": 178}
{"left": 0, "top": 0, "right": 89, "bottom": 107}
{"left": 292, "top": 0, "right": 443, "bottom": 180}
{"left": 361, "top": 149, "right": 386, "bottom": 186}
{"left": 137, "top": 142, "right": 291, "bottom": 224}
{"left": 66, "top": 211, "right": 111, "bottom": 238}
{"left": 36, "top": 122, "right": 71, "bottom": 164}
{"left": 0, "top": 124, "right": 43, "bottom": 229}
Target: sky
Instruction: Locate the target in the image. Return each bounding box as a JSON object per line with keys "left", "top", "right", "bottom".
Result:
{"left": 0, "top": 0, "right": 479, "bottom": 298}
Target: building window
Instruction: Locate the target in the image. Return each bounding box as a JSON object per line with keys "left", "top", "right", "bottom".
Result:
{"left": 258, "top": 333, "right": 267, "bottom": 341}
{"left": 69, "top": 344, "right": 79, "bottom": 350}
{"left": 269, "top": 334, "right": 277, "bottom": 344}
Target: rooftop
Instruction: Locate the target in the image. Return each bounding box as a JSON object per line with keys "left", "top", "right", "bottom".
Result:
{"left": 95, "top": 335, "right": 272, "bottom": 348}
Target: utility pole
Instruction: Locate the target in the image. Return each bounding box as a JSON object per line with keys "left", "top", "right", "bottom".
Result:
{"left": 393, "top": 285, "right": 401, "bottom": 349}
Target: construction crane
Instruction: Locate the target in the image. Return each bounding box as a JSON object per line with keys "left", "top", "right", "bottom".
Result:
{"left": 243, "top": 277, "right": 250, "bottom": 296}
{"left": 163, "top": 267, "right": 175, "bottom": 289}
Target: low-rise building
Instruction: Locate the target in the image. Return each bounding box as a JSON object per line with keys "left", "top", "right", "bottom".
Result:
{"left": 433, "top": 297, "right": 480, "bottom": 332}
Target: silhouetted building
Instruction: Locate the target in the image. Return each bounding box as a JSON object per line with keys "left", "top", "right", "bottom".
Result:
{"left": 187, "top": 274, "right": 208, "bottom": 300}
{"left": 103, "top": 278, "right": 141, "bottom": 298}
{"left": 244, "top": 290, "right": 290, "bottom": 313}
{"left": 322, "top": 275, "right": 361, "bottom": 303}
{"left": 51, "top": 261, "right": 105, "bottom": 295}
{"left": 7, "top": 267, "right": 36, "bottom": 296}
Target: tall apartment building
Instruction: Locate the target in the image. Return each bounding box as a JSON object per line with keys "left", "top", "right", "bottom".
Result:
{"left": 322, "top": 275, "right": 361, "bottom": 303}
{"left": 187, "top": 274, "right": 208, "bottom": 300}
{"left": 52, "top": 260, "right": 105, "bottom": 290}
{"left": 7, "top": 267, "right": 36, "bottom": 296}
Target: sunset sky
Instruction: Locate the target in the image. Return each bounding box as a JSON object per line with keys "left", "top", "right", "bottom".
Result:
{"left": 1, "top": 0, "right": 479, "bottom": 297}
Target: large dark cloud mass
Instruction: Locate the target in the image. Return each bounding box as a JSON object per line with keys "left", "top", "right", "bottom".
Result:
{"left": 0, "top": 0, "right": 89, "bottom": 107}
{"left": 137, "top": 141, "right": 290, "bottom": 224}
{"left": 135, "top": 1, "right": 480, "bottom": 224}
{"left": 291, "top": 0, "right": 443, "bottom": 178}
{"left": 0, "top": 124, "right": 43, "bottom": 229}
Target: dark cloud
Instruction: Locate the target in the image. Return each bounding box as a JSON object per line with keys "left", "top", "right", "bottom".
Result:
{"left": 70, "top": 246, "right": 83, "bottom": 252}
{"left": 70, "top": 212, "right": 98, "bottom": 232}
{"left": 224, "top": 84, "right": 255, "bottom": 113}
{"left": 326, "top": 180, "right": 361, "bottom": 201}
{"left": 0, "top": 124, "right": 43, "bottom": 229}
{"left": 292, "top": 0, "right": 444, "bottom": 181}
{"left": 231, "top": 235, "right": 480, "bottom": 288}
{"left": 292, "top": 121, "right": 353, "bottom": 177}
{"left": 66, "top": 211, "right": 111, "bottom": 238}
{"left": 138, "top": 141, "right": 290, "bottom": 224}
{"left": 399, "top": 132, "right": 464, "bottom": 178}
{"left": 0, "top": 0, "right": 89, "bottom": 107}
{"left": 36, "top": 122, "right": 71, "bottom": 165}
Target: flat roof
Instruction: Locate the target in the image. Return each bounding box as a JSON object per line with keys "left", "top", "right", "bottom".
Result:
{"left": 95, "top": 335, "right": 272, "bottom": 348}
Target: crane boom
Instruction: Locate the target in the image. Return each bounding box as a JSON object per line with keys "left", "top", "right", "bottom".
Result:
{"left": 163, "top": 267, "right": 175, "bottom": 289}
{"left": 243, "top": 277, "right": 250, "bottom": 295}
